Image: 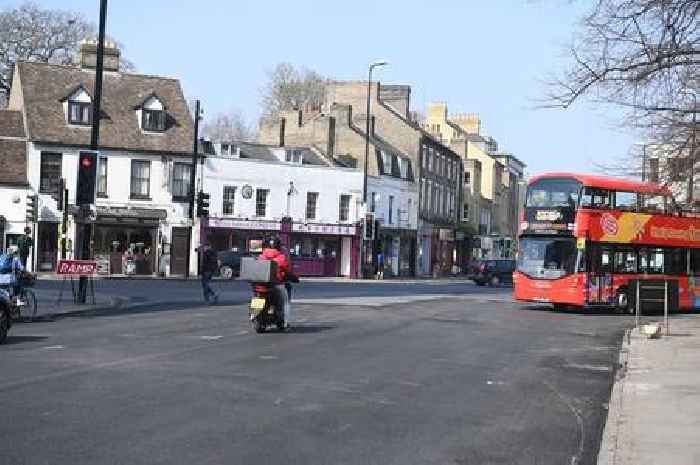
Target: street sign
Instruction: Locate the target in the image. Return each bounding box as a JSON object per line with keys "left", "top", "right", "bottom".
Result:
{"left": 56, "top": 259, "right": 97, "bottom": 276}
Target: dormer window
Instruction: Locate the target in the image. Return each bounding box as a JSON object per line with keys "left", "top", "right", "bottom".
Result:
{"left": 69, "top": 101, "right": 92, "bottom": 125}
{"left": 137, "top": 95, "right": 167, "bottom": 132}
{"left": 65, "top": 86, "right": 93, "bottom": 125}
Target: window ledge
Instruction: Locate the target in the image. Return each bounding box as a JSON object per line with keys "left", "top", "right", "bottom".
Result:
{"left": 130, "top": 195, "right": 152, "bottom": 201}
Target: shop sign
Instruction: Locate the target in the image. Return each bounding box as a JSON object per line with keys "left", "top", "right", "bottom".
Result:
{"left": 207, "top": 218, "right": 280, "bottom": 231}
{"left": 56, "top": 259, "right": 97, "bottom": 276}
{"left": 439, "top": 229, "right": 455, "bottom": 241}
{"left": 293, "top": 223, "right": 357, "bottom": 236}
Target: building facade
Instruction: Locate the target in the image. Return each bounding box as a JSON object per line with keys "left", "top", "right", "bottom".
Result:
{"left": 424, "top": 103, "right": 526, "bottom": 263}
{"left": 200, "top": 141, "right": 363, "bottom": 277}
{"left": 2, "top": 42, "right": 196, "bottom": 275}
{"left": 260, "top": 81, "right": 462, "bottom": 276}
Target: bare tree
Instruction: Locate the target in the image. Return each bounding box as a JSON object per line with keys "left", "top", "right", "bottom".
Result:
{"left": 202, "top": 109, "right": 256, "bottom": 142}
{"left": 546, "top": 0, "right": 699, "bottom": 191}
{"left": 260, "top": 63, "right": 328, "bottom": 118}
{"left": 0, "top": 1, "right": 135, "bottom": 106}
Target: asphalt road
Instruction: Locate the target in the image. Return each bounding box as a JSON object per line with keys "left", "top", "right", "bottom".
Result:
{"left": 1, "top": 283, "right": 630, "bottom": 465}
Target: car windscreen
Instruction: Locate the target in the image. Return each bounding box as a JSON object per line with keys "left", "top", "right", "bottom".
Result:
{"left": 517, "top": 237, "right": 577, "bottom": 279}
{"left": 526, "top": 178, "right": 581, "bottom": 209}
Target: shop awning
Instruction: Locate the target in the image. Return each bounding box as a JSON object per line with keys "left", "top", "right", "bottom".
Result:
{"left": 96, "top": 206, "right": 167, "bottom": 224}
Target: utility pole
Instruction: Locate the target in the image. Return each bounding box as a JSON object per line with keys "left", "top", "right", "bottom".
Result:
{"left": 185, "top": 99, "right": 201, "bottom": 279}
{"left": 77, "top": 0, "right": 107, "bottom": 304}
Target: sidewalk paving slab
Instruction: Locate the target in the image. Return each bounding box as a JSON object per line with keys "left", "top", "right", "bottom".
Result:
{"left": 598, "top": 315, "right": 700, "bottom": 465}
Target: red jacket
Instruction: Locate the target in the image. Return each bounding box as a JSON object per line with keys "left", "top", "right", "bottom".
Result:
{"left": 258, "top": 248, "right": 290, "bottom": 282}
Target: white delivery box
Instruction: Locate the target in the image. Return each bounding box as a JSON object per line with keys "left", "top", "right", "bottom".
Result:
{"left": 239, "top": 257, "right": 278, "bottom": 283}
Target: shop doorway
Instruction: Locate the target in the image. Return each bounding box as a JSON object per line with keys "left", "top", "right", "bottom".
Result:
{"left": 37, "top": 222, "right": 58, "bottom": 271}
{"left": 171, "top": 227, "right": 190, "bottom": 276}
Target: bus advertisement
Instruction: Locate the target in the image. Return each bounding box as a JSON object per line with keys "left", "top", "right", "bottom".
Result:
{"left": 513, "top": 173, "right": 700, "bottom": 312}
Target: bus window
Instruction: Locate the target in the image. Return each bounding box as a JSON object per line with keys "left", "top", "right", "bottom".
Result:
{"left": 690, "top": 249, "right": 700, "bottom": 275}
{"left": 614, "top": 191, "right": 637, "bottom": 211}
{"left": 639, "top": 248, "right": 664, "bottom": 274}
{"left": 580, "top": 187, "right": 612, "bottom": 209}
{"left": 664, "top": 248, "right": 687, "bottom": 275}
{"left": 614, "top": 249, "right": 637, "bottom": 273}
{"left": 526, "top": 178, "right": 581, "bottom": 208}
{"left": 587, "top": 244, "right": 612, "bottom": 273}
{"left": 642, "top": 194, "right": 667, "bottom": 214}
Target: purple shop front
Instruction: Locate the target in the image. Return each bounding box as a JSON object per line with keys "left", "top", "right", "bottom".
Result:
{"left": 204, "top": 218, "right": 360, "bottom": 278}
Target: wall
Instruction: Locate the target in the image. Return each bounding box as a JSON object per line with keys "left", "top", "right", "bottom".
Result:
{"left": 367, "top": 175, "right": 419, "bottom": 230}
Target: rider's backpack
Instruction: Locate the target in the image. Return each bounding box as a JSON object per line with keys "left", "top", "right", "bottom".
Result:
{"left": 0, "top": 254, "right": 13, "bottom": 274}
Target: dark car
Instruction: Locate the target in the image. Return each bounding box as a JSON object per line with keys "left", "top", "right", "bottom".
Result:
{"left": 217, "top": 250, "right": 257, "bottom": 279}
{"left": 467, "top": 259, "right": 515, "bottom": 286}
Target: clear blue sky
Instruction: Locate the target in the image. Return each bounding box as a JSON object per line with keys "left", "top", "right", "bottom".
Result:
{"left": 20, "top": 0, "right": 638, "bottom": 177}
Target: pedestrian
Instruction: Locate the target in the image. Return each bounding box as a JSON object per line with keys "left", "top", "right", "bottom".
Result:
{"left": 375, "top": 250, "right": 385, "bottom": 280}
{"left": 199, "top": 242, "right": 219, "bottom": 304}
{"left": 17, "top": 226, "right": 33, "bottom": 269}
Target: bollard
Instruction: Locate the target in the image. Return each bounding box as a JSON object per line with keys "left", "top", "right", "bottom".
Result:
{"left": 636, "top": 281, "right": 640, "bottom": 329}
{"left": 664, "top": 280, "right": 669, "bottom": 336}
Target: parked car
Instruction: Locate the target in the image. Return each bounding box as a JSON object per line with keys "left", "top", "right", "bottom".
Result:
{"left": 217, "top": 250, "right": 257, "bottom": 279}
{"left": 467, "top": 259, "right": 515, "bottom": 286}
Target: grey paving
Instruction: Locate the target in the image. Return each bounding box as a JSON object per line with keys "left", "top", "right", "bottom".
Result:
{"left": 1, "top": 284, "right": 630, "bottom": 465}
{"left": 598, "top": 315, "right": 700, "bottom": 465}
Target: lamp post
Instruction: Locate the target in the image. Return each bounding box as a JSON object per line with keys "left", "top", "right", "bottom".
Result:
{"left": 361, "top": 61, "right": 387, "bottom": 279}
{"left": 363, "top": 61, "right": 388, "bottom": 203}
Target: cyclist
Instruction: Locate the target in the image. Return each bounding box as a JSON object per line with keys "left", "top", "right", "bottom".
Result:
{"left": 0, "top": 246, "right": 25, "bottom": 306}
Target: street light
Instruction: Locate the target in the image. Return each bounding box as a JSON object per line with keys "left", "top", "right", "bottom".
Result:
{"left": 361, "top": 61, "right": 388, "bottom": 279}
{"left": 363, "top": 60, "right": 388, "bottom": 203}
{"left": 680, "top": 89, "right": 698, "bottom": 207}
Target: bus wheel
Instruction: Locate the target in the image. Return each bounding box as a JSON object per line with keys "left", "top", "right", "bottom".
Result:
{"left": 615, "top": 288, "right": 631, "bottom": 314}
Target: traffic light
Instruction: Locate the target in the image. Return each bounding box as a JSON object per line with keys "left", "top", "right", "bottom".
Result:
{"left": 196, "top": 191, "right": 210, "bottom": 217}
{"left": 76, "top": 151, "right": 98, "bottom": 205}
{"left": 363, "top": 213, "right": 375, "bottom": 241}
{"left": 26, "top": 194, "right": 38, "bottom": 223}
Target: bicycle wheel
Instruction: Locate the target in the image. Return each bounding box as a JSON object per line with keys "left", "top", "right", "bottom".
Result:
{"left": 21, "top": 289, "right": 37, "bottom": 322}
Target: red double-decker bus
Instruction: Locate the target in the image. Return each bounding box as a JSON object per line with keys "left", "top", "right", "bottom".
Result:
{"left": 513, "top": 173, "right": 700, "bottom": 312}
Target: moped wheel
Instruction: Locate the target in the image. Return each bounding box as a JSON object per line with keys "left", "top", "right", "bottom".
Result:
{"left": 252, "top": 318, "right": 266, "bottom": 334}
{"left": 0, "top": 310, "right": 9, "bottom": 344}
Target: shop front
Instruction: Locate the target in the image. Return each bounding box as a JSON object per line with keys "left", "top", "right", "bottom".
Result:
{"left": 378, "top": 227, "right": 416, "bottom": 277}
{"left": 204, "top": 218, "right": 359, "bottom": 278}
{"left": 432, "top": 227, "right": 456, "bottom": 276}
{"left": 92, "top": 207, "right": 167, "bottom": 276}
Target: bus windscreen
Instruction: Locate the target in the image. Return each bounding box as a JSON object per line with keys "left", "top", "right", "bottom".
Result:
{"left": 517, "top": 237, "right": 577, "bottom": 279}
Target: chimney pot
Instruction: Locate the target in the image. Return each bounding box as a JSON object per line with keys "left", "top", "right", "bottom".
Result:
{"left": 80, "top": 40, "right": 120, "bottom": 72}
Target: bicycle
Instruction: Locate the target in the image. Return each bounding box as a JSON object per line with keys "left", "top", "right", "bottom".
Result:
{"left": 4, "top": 272, "right": 38, "bottom": 322}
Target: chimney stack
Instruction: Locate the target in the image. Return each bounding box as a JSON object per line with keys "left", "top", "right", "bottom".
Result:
{"left": 79, "top": 39, "right": 120, "bottom": 72}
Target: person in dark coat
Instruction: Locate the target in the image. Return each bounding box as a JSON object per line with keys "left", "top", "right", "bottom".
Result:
{"left": 199, "top": 243, "right": 219, "bottom": 304}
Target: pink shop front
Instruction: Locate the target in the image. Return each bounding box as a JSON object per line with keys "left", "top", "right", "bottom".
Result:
{"left": 204, "top": 218, "right": 361, "bottom": 278}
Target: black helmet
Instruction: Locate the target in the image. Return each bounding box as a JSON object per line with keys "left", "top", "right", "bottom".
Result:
{"left": 267, "top": 236, "right": 282, "bottom": 250}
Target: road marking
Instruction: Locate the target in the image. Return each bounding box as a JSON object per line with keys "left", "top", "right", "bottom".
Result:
{"left": 486, "top": 380, "right": 505, "bottom": 385}
{"left": 200, "top": 335, "right": 223, "bottom": 340}
{"left": 564, "top": 363, "right": 612, "bottom": 372}
{"left": 259, "top": 355, "right": 278, "bottom": 360}
{"left": 42, "top": 345, "right": 65, "bottom": 350}
{"left": 235, "top": 330, "right": 248, "bottom": 335}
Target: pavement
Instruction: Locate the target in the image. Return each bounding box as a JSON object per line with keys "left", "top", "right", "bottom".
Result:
{"left": 1, "top": 282, "right": 628, "bottom": 465}
{"left": 598, "top": 315, "right": 700, "bottom": 465}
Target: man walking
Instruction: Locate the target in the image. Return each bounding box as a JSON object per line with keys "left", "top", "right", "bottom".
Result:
{"left": 17, "top": 227, "right": 33, "bottom": 269}
{"left": 199, "top": 243, "right": 219, "bottom": 304}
